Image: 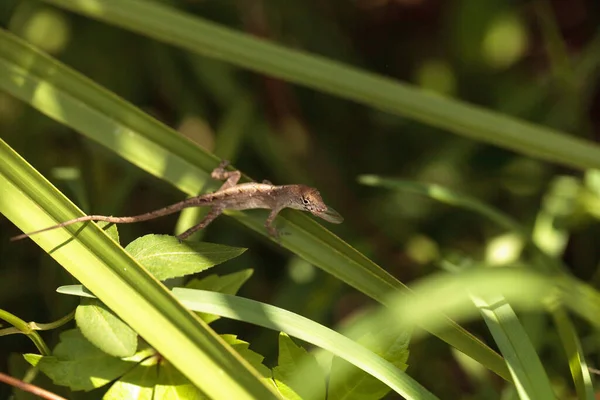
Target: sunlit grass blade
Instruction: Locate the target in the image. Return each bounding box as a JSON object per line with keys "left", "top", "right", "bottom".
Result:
{"left": 0, "top": 139, "right": 280, "bottom": 399}
{"left": 39, "top": 0, "right": 600, "bottom": 171}
{"left": 0, "top": 29, "right": 510, "bottom": 379}
{"left": 472, "top": 295, "right": 555, "bottom": 399}
{"left": 551, "top": 308, "right": 595, "bottom": 400}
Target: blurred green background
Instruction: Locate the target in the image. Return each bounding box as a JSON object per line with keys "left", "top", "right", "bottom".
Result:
{"left": 1, "top": 0, "right": 600, "bottom": 398}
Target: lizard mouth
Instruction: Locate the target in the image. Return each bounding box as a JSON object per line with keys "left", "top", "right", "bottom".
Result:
{"left": 313, "top": 206, "right": 344, "bottom": 224}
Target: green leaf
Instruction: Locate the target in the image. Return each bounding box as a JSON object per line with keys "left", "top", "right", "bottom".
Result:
{"left": 328, "top": 327, "right": 409, "bottom": 400}
{"left": 153, "top": 335, "right": 270, "bottom": 400}
{"left": 156, "top": 361, "right": 206, "bottom": 400}
{"left": 186, "top": 269, "right": 254, "bottom": 293}
{"left": 97, "top": 221, "right": 120, "bottom": 243}
{"left": 23, "top": 329, "right": 132, "bottom": 391}
{"left": 125, "top": 235, "right": 246, "bottom": 281}
{"left": 221, "top": 334, "right": 272, "bottom": 382}
{"left": 104, "top": 356, "right": 158, "bottom": 400}
{"left": 186, "top": 269, "right": 254, "bottom": 324}
{"left": 273, "top": 333, "right": 326, "bottom": 400}
{"left": 75, "top": 298, "right": 138, "bottom": 358}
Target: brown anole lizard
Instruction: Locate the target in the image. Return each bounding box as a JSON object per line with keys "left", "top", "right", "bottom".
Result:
{"left": 11, "top": 160, "right": 343, "bottom": 242}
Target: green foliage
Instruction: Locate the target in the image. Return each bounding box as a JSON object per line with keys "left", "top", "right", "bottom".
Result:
{"left": 186, "top": 269, "right": 254, "bottom": 324}
{"left": 273, "top": 333, "right": 326, "bottom": 400}
{"left": 24, "top": 329, "right": 134, "bottom": 392}
{"left": 0, "top": 28, "right": 506, "bottom": 381}
{"left": 103, "top": 356, "right": 159, "bottom": 400}
{"left": 125, "top": 235, "right": 247, "bottom": 281}
{"left": 75, "top": 298, "right": 138, "bottom": 358}
{"left": 154, "top": 361, "right": 205, "bottom": 400}
{"left": 328, "top": 328, "right": 409, "bottom": 400}
{"left": 3, "top": 1, "right": 600, "bottom": 399}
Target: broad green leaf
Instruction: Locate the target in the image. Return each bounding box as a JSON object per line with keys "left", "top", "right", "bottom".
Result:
{"left": 41, "top": 0, "right": 600, "bottom": 171}
{"left": 186, "top": 269, "right": 254, "bottom": 324}
{"left": 97, "top": 221, "right": 120, "bottom": 243}
{"left": 104, "top": 356, "right": 158, "bottom": 400}
{"left": 186, "top": 269, "right": 254, "bottom": 293}
{"left": 273, "top": 333, "right": 326, "bottom": 400}
{"left": 125, "top": 235, "right": 246, "bottom": 281}
{"left": 156, "top": 362, "right": 206, "bottom": 400}
{"left": 75, "top": 298, "right": 138, "bottom": 358}
{"left": 221, "top": 334, "right": 272, "bottom": 381}
{"left": 328, "top": 327, "right": 409, "bottom": 400}
{"left": 0, "top": 29, "right": 507, "bottom": 379}
{"left": 23, "top": 329, "right": 132, "bottom": 391}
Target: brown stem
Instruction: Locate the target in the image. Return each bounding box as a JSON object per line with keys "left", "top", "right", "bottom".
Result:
{"left": 0, "top": 372, "right": 66, "bottom": 400}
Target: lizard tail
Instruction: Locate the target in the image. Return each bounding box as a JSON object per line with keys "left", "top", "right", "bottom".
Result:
{"left": 10, "top": 195, "right": 213, "bottom": 241}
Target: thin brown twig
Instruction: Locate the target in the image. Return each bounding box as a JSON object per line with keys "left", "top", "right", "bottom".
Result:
{"left": 0, "top": 371, "right": 66, "bottom": 400}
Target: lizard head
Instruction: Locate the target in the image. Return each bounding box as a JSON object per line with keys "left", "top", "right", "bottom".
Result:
{"left": 292, "top": 186, "right": 344, "bottom": 224}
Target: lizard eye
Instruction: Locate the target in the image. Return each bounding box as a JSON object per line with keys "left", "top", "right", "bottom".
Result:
{"left": 302, "top": 197, "right": 310, "bottom": 205}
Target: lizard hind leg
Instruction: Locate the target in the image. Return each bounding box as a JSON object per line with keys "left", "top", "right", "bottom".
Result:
{"left": 176, "top": 207, "right": 223, "bottom": 241}
{"left": 211, "top": 160, "right": 241, "bottom": 191}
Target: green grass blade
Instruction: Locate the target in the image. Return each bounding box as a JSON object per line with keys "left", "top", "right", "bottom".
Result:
{"left": 0, "top": 139, "right": 280, "bottom": 399}
{"left": 40, "top": 0, "right": 600, "bottom": 171}
{"left": 472, "top": 295, "right": 555, "bottom": 400}
{"left": 0, "top": 29, "right": 509, "bottom": 380}
{"left": 58, "top": 285, "right": 438, "bottom": 400}
{"left": 551, "top": 308, "right": 595, "bottom": 400}
{"left": 358, "top": 176, "right": 522, "bottom": 232}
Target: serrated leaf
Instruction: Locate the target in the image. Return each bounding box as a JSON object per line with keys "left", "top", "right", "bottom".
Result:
{"left": 125, "top": 235, "right": 246, "bottom": 281}
{"left": 23, "top": 329, "right": 132, "bottom": 391}
{"left": 221, "top": 334, "right": 273, "bottom": 384}
{"left": 186, "top": 269, "right": 253, "bottom": 293}
{"left": 328, "top": 328, "right": 410, "bottom": 400}
{"left": 97, "top": 221, "right": 120, "bottom": 244}
{"left": 186, "top": 269, "right": 253, "bottom": 324}
{"left": 104, "top": 356, "right": 158, "bottom": 400}
{"left": 156, "top": 361, "right": 206, "bottom": 400}
{"left": 273, "top": 333, "right": 326, "bottom": 400}
{"left": 76, "top": 298, "right": 138, "bottom": 358}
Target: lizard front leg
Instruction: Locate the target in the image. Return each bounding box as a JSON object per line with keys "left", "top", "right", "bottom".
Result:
{"left": 265, "top": 206, "right": 285, "bottom": 240}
